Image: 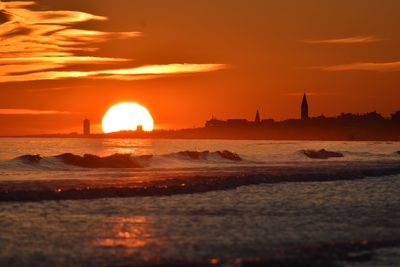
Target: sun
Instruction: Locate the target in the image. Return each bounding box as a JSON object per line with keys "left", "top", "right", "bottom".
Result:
{"left": 102, "top": 102, "right": 154, "bottom": 133}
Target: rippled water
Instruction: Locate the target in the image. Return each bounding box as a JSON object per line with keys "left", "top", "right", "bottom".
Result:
{"left": 0, "top": 138, "right": 399, "bottom": 266}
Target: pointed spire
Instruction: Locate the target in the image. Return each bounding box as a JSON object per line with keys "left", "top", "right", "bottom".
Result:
{"left": 301, "top": 93, "right": 309, "bottom": 120}
{"left": 255, "top": 109, "right": 261, "bottom": 123}
{"left": 302, "top": 93, "right": 307, "bottom": 103}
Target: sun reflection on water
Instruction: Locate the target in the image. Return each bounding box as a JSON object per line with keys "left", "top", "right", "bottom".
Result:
{"left": 94, "top": 217, "right": 160, "bottom": 251}
{"left": 100, "top": 139, "right": 155, "bottom": 156}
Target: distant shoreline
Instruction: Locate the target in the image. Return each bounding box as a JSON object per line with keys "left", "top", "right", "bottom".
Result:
{"left": 3, "top": 110, "right": 399, "bottom": 141}
{"left": 1, "top": 129, "right": 399, "bottom": 142}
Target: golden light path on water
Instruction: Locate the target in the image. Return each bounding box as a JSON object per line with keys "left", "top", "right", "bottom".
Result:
{"left": 93, "top": 217, "right": 157, "bottom": 252}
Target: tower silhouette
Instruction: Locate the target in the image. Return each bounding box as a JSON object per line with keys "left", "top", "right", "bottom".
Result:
{"left": 301, "top": 93, "right": 309, "bottom": 120}
{"left": 83, "top": 119, "right": 90, "bottom": 135}
{"left": 255, "top": 109, "right": 260, "bottom": 123}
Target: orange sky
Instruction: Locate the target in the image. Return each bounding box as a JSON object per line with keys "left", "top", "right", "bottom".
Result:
{"left": 0, "top": 0, "right": 399, "bottom": 135}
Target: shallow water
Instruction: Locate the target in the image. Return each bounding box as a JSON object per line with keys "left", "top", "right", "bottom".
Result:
{"left": 0, "top": 138, "right": 399, "bottom": 266}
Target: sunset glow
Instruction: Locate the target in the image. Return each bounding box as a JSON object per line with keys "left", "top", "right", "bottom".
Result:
{"left": 0, "top": 0, "right": 399, "bottom": 135}
{"left": 102, "top": 103, "right": 154, "bottom": 133}
{"left": 1, "top": 1, "right": 400, "bottom": 266}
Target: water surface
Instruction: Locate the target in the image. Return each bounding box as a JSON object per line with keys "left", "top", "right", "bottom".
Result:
{"left": 0, "top": 138, "right": 399, "bottom": 266}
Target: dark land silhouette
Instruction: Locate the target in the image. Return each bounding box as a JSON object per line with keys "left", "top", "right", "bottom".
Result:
{"left": 13, "top": 94, "right": 400, "bottom": 141}
{"left": 98, "top": 111, "right": 399, "bottom": 140}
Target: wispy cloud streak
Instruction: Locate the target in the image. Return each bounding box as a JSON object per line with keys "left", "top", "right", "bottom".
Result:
{"left": 301, "top": 35, "right": 381, "bottom": 44}
{"left": 0, "top": 1, "right": 226, "bottom": 83}
{"left": 0, "top": 2, "right": 136, "bottom": 57}
{"left": 310, "top": 61, "right": 400, "bottom": 72}
{"left": 0, "top": 63, "right": 228, "bottom": 83}
{"left": 0, "top": 109, "right": 71, "bottom": 115}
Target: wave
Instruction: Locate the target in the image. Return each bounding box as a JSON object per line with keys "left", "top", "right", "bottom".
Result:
{"left": 300, "top": 149, "right": 344, "bottom": 159}
{"left": 165, "top": 150, "right": 242, "bottom": 161}
{"left": 1, "top": 160, "right": 399, "bottom": 202}
{"left": 5, "top": 149, "right": 400, "bottom": 172}
{"left": 55, "top": 153, "right": 153, "bottom": 168}
{"left": 10, "top": 150, "right": 243, "bottom": 169}
{"left": 5, "top": 149, "right": 400, "bottom": 171}
{"left": 296, "top": 149, "right": 400, "bottom": 159}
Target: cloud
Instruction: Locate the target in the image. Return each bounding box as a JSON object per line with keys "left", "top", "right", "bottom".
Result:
{"left": 82, "top": 64, "right": 229, "bottom": 78}
{"left": 301, "top": 35, "right": 381, "bottom": 44}
{"left": 310, "top": 61, "right": 400, "bottom": 72}
{"left": 0, "top": 1, "right": 227, "bottom": 83}
{"left": 0, "top": 109, "right": 71, "bottom": 115}
{"left": 0, "top": 2, "right": 134, "bottom": 57}
{"left": 0, "top": 63, "right": 229, "bottom": 83}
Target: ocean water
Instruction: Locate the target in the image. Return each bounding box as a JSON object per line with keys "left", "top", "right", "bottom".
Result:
{"left": 0, "top": 138, "right": 399, "bottom": 267}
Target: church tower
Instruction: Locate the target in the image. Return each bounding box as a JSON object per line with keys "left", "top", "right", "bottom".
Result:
{"left": 255, "top": 109, "right": 260, "bottom": 123}
{"left": 301, "top": 93, "right": 309, "bottom": 120}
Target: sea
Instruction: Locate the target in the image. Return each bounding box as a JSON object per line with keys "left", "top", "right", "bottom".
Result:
{"left": 0, "top": 138, "right": 399, "bottom": 267}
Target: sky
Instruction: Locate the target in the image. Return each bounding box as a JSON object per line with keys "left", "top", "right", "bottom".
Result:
{"left": 0, "top": 0, "right": 400, "bottom": 135}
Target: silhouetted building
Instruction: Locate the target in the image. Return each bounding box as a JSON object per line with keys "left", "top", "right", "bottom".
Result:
{"left": 226, "top": 119, "right": 249, "bottom": 126}
{"left": 205, "top": 118, "right": 225, "bottom": 127}
{"left": 83, "top": 119, "right": 90, "bottom": 136}
{"left": 301, "top": 93, "right": 309, "bottom": 120}
{"left": 136, "top": 125, "right": 144, "bottom": 132}
{"left": 205, "top": 117, "right": 253, "bottom": 128}
{"left": 391, "top": 111, "right": 400, "bottom": 122}
{"left": 338, "top": 111, "right": 385, "bottom": 123}
{"left": 255, "top": 110, "right": 260, "bottom": 123}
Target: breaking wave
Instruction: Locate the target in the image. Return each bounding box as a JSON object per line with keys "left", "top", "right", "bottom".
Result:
{"left": 9, "top": 150, "right": 244, "bottom": 169}
{"left": 299, "top": 149, "right": 344, "bottom": 159}
{"left": 296, "top": 149, "right": 400, "bottom": 160}
{"left": 1, "top": 148, "right": 400, "bottom": 202}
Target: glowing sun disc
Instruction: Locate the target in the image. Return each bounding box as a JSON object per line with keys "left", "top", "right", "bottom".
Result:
{"left": 102, "top": 102, "right": 154, "bottom": 133}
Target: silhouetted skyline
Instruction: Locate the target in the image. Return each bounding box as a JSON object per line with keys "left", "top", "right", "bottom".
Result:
{"left": 205, "top": 93, "right": 399, "bottom": 127}
{"left": 19, "top": 94, "right": 398, "bottom": 141}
